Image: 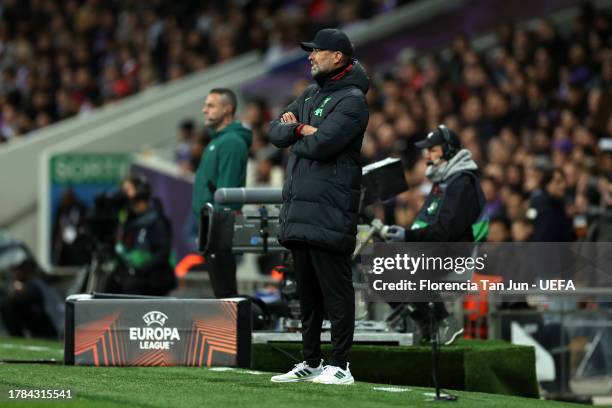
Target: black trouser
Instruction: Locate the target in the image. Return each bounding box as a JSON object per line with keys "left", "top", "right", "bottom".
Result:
{"left": 207, "top": 250, "right": 237, "bottom": 298}
{"left": 292, "top": 243, "right": 354, "bottom": 369}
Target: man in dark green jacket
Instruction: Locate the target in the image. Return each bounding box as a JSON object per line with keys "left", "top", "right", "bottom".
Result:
{"left": 192, "top": 88, "right": 252, "bottom": 298}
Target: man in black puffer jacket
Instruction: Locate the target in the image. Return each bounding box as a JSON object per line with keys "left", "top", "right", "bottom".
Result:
{"left": 268, "top": 29, "right": 369, "bottom": 385}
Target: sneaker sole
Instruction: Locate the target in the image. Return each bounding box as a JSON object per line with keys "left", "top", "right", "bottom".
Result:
{"left": 443, "top": 328, "right": 464, "bottom": 346}
{"left": 271, "top": 376, "right": 319, "bottom": 383}
{"left": 312, "top": 377, "right": 355, "bottom": 385}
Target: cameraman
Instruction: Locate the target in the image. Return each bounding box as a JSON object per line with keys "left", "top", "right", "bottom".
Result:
{"left": 1, "top": 251, "right": 63, "bottom": 339}
{"left": 110, "top": 174, "right": 176, "bottom": 296}
{"left": 386, "top": 125, "right": 487, "bottom": 345}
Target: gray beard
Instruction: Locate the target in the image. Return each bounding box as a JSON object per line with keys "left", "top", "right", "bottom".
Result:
{"left": 312, "top": 66, "right": 330, "bottom": 79}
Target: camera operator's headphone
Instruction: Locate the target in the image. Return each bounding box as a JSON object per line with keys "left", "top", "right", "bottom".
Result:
{"left": 127, "top": 174, "right": 151, "bottom": 201}
{"left": 437, "top": 124, "right": 460, "bottom": 160}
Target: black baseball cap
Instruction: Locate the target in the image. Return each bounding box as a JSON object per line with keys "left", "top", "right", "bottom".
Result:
{"left": 300, "top": 28, "right": 354, "bottom": 56}
{"left": 415, "top": 125, "right": 461, "bottom": 149}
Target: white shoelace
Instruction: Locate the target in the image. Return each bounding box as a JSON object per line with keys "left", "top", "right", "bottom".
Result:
{"left": 292, "top": 362, "right": 309, "bottom": 372}
{"left": 322, "top": 364, "right": 348, "bottom": 371}
{"left": 319, "top": 365, "right": 339, "bottom": 378}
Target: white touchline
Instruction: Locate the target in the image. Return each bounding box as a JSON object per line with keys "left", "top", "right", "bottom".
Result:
{"left": 0, "top": 343, "right": 63, "bottom": 353}
{"left": 240, "top": 370, "right": 266, "bottom": 375}
{"left": 372, "top": 387, "right": 411, "bottom": 393}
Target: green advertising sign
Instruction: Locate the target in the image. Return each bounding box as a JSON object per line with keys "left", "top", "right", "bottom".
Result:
{"left": 50, "top": 154, "right": 132, "bottom": 185}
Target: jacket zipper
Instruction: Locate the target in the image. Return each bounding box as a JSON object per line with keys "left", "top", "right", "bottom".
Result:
{"left": 281, "top": 161, "right": 295, "bottom": 238}
{"left": 309, "top": 90, "right": 323, "bottom": 122}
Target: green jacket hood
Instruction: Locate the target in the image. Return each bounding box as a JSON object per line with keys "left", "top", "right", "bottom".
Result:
{"left": 211, "top": 121, "right": 253, "bottom": 148}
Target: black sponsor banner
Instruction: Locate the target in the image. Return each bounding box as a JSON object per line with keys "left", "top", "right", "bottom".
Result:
{"left": 64, "top": 296, "right": 251, "bottom": 367}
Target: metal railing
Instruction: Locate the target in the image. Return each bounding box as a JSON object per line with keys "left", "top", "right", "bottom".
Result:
{"left": 487, "top": 289, "right": 612, "bottom": 398}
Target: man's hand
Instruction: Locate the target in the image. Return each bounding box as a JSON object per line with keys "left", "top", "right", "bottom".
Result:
{"left": 280, "top": 111, "right": 317, "bottom": 137}
{"left": 301, "top": 125, "right": 317, "bottom": 136}
{"left": 280, "top": 112, "right": 297, "bottom": 123}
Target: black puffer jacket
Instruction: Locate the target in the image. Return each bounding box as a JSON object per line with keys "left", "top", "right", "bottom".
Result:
{"left": 530, "top": 190, "right": 573, "bottom": 242}
{"left": 269, "top": 60, "right": 370, "bottom": 254}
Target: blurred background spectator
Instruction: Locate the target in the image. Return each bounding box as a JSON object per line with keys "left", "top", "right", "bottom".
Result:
{"left": 0, "top": 0, "right": 406, "bottom": 144}
{"left": 1, "top": 0, "right": 610, "bottom": 258}
{"left": 166, "top": 5, "right": 611, "bottom": 250}
{"left": 264, "top": 4, "right": 611, "bottom": 244}
{"left": 51, "top": 187, "right": 88, "bottom": 266}
{"left": 212, "top": 4, "right": 611, "bottom": 246}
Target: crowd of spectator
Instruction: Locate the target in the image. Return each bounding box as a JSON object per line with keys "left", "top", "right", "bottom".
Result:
{"left": 7, "top": 0, "right": 607, "bottom": 245}
{"left": 199, "top": 3, "right": 611, "bottom": 244}
{"left": 360, "top": 5, "right": 612, "bottom": 244}
{"left": 0, "top": 0, "right": 402, "bottom": 144}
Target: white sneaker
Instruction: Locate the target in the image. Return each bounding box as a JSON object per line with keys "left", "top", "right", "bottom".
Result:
{"left": 270, "top": 360, "right": 324, "bottom": 383}
{"left": 312, "top": 364, "right": 354, "bottom": 385}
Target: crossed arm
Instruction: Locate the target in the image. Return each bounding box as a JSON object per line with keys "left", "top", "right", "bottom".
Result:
{"left": 279, "top": 112, "right": 317, "bottom": 135}
{"left": 269, "top": 95, "right": 367, "bottom": 162}
{"left": 268, "top": 96, "right": 316, "bottom": 148}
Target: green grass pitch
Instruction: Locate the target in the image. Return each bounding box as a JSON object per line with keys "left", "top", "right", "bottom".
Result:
{"left": 0, "top": 336, "right": 588, "bottom": 408}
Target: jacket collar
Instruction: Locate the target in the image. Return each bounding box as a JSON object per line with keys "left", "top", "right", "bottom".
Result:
{"left": 315, "top": 62, "right": 352, "bottom": 89}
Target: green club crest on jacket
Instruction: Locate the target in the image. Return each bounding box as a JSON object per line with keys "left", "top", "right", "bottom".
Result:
{"left": 313, "top": 96, "right": 332, "bottom": 117}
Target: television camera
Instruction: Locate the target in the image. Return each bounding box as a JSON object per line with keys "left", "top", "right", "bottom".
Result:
{"left": 197, "top": 157, "right": 407, "bottom": 257}
{"left": 197, "top": 158, "right": 409, "bottom": 332}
